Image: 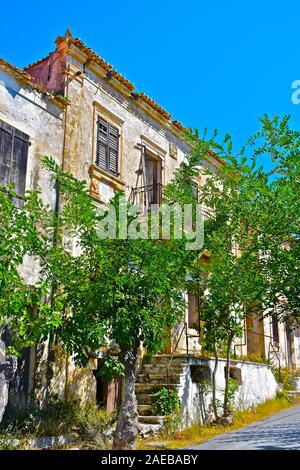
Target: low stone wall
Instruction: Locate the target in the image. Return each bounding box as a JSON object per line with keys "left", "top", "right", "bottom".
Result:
{"left": 178, "top": 357, "right": 278, "bottom": 427}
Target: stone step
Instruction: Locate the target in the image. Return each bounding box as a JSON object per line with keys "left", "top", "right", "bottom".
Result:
{"left": 138, "top": 415, "right": 165, "bottom": 425}
{"left": 147, "top": 356, "right": 187, "bottom": 366}
{"left": 137, "top": 373, "right": 182, "bottom": 384}
{"left": 138, "top": 423, "right": 162, "bottom": 438}
{"left": 142, "top": 364, "right": 184, "bottom": 374}
{"left": 136, "top": 393, "right": 153, "bottom": 405}
{"left": 135, "top": 383, "right": 180, "bottom": 393}
{"left": 138, "top": 404, "right": 154, "bottom": 416}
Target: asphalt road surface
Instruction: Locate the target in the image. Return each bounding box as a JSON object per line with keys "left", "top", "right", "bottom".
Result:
{"left": 188, "top": 404, "right": 300, "bottom": 450}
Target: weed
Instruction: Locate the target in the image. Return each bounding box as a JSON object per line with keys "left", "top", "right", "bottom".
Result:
{"left": 139, "top": 395, "right": 300, "bottom": 450}
{"left": 152, "top": 388, "right": 181, "bottom": 416}
{"left": 0, "top": 399, "right": 116, "bottom": 450}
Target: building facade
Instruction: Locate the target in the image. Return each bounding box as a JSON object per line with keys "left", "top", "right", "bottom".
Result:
{"left": 0, "top": 56, "right": 65, "bottom": 418}
{"left": 0, "top": 30, "right": 299, "bottom": 421}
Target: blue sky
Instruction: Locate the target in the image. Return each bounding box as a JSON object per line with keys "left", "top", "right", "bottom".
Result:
{"left": 1, "top": 0, "right": 300, "bottom": 153}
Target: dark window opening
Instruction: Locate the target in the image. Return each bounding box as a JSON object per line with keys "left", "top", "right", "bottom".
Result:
{"left": 96, "top": 117, "right": 119, "bottom": 175}
{"left": 94, "top": 373, "right": 107, "bottom": 408}
{"left": 224, "top": 366, "right": 242, "bottom": 385}
{"left": 190, "top": 364, "right": 211, "bottom": 383}
{"left": 272, "top": 317, "right": 279, "bottom": 344}
{"left": 0, "top": 119, "right": 29, "bottom": 208}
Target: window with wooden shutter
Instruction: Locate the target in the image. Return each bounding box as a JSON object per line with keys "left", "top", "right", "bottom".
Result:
{"left": 96, "top": 117, "right": 119, "bottom": 175}
{"left": 0, "top": 120, "right": 29, "bottom": 208}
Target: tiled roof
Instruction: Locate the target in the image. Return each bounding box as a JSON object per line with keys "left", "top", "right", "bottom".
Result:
{"left": 0, "top": 57, "right": 68, "bottom": 108}
{"left": 55, "top": 30, "right": 181, "bottom": 127}
{"left": 136, "top": 92, "right": 172, "bottom": 120}
{"left": 70, "top": 37, "right": 113, "bottom": 73}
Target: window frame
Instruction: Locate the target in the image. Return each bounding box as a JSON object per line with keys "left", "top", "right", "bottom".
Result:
{"left": 0, "top": 119, "right": 30, "bottom": 208}
{"left": 95, "top": 116, "right": 120, "bottom": 176}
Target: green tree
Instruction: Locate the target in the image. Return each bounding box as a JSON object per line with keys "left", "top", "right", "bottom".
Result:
{"left": 0, "top": 185, "right": 60, "bottom": 355}
{"left": 26, "top": 157, "right": 203, "bottom": 450}
{"left": 180, "top": 129, "right": 271, "bottom": 420}
{"left": 247, "top": 115, "right": 300, "bottom": 327}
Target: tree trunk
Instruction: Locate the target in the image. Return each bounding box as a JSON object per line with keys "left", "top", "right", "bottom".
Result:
{"left": 223, "top": 333, "right": 234, "bottom": 416}
{"left": 113, "top": 350, "right": 139, "bottom": 450}
{"left": 211, "top": 343, "right": 219, "bottom": 422}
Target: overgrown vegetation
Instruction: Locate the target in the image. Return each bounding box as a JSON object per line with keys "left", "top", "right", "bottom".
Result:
{"left": 240, "top": 353, "right": 269, "bottom": 364}
{"left": 0, "top": 399, "right": 116, "bottom": 450}
{"left": 152, "top": 388, "right": 181, "bottom": 416}
{"left": 273, "top": 367, "right": 297, "bottom": 390}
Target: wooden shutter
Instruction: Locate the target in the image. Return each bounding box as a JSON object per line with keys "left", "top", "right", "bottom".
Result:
{"left": 96, "top": 117, "right": 108, "bottom": 170}
{"left": 0, "top": 121, "right": 13, "bottom": 187}
{"left": 108, "top": 123, "right": 119, "bottom": 175}
{"left": 0, "top": 120, "right": 29, "bottom": 208}
{"left": 96, "top": 117, "right": 119, "bottom": 175}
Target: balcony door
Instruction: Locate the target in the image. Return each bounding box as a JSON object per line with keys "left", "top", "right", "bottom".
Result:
{"left": 145, "top": 151, "right": 162, "bottom": 205}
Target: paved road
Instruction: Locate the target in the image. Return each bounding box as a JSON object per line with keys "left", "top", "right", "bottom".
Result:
{"left": 188, "top": 405, "right": 300, "bottom": 450}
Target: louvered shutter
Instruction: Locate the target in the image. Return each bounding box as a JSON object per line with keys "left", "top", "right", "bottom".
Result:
{"left": 108, "top": 123, "right": 119, "bottom": 175}
{"left": 0, "top": 120, "right": 29, "bottom": 208}
{"left": 96, "top": 117, "right": 119, "bottom": 175}
{"left": 96, "top": 118, "right": 108, "bottom": 170}
{"left": 0, "top": 121, "right": 13, "bottom": 187}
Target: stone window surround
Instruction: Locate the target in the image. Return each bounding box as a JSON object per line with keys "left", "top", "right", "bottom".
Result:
{"left": 0, "top": 114, "right": 33, "bottom": 192}
{"left": 91, "top": 101, "right": 126, "bottom": 194}
{"left": 140, "top": 134, "right": 166, "bottom": 186}
{"left": 0, "top": 116, "right": 31, "bottom": 207}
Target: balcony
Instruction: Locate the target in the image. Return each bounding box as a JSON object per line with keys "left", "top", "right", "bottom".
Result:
{"left": 130, "top": 183, "right": 163, "bottom": 212}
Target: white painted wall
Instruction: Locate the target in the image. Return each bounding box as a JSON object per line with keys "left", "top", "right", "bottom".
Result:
{"left": 179, "top": 357, "right": 278, "bottom": 427}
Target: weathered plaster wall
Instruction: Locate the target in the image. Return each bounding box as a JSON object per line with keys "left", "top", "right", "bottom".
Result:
{"left": 0, "top": 70, "right": 64, "bottom": 205}
{"left": 63, "top": 53, "right": 190, "bottom": 192}
{"left": 179, "top": 357, "right": 278, "bottom": 427}
{"left": 0, "top": 70, "right": 64, "bottom": 416}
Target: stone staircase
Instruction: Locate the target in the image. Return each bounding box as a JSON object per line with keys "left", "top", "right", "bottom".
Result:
{"left": 135, "top": 355, "right": 186, "bottom": 433}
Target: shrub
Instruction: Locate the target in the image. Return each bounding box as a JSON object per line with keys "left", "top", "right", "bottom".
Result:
{"left": 152, "top": 388, "right": 181, "bottom": 416}
{"left": 0, "top": 398, "right": 116, "bottom": 450}
{"left": 273, "top": 368, "right": 297, "bottom": 390}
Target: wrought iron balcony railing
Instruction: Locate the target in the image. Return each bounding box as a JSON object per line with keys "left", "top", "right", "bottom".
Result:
{"left": 130, "top": 183, "right": 163, "bottom": 212}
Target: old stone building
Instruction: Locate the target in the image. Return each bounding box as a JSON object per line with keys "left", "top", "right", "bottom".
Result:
{"left": 0, "top": 56, "right": 65, "bottom": 419}
{"left": 0, "top": 30, "right": 299, "bottom": 425}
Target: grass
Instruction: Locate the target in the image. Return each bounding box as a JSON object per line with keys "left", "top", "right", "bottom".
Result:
{"left": 0, "top": 400, "right": 116, "bottom": 450}
{"left": 138, "top": 394, "right": 300, "bottom": 450}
